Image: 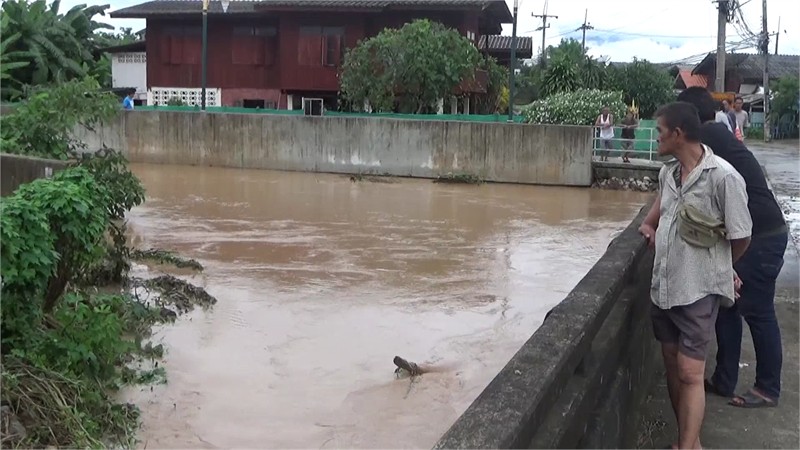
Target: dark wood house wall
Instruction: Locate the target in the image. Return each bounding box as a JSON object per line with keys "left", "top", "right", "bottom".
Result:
{"left": 144, "top": 9, "right": 492, "bottom": 106}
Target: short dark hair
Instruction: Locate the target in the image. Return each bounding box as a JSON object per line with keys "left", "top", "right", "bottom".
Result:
{"left": 654, "top": 101, "right": 702, "bottom": 142}
{"left": 734, "top": 96, "right": 744, "bottom": 103}
{"left": 676, "top": 87, "right": 716, "bottom": 122}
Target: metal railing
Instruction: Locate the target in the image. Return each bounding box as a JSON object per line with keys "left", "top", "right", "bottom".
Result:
{"left": 592, "top": 127, "right": 660, "bottom": 163}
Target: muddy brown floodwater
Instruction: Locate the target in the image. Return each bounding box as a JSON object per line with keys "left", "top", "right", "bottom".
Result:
{"left": 122, "top": 163, "right": 651, "bottom": 449}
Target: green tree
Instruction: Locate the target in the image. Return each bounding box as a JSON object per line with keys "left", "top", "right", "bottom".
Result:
{"left": 339, "top": 19, "right": 483, "bottom": 113}
{"left": 0, "top": 26, "right": 32, "bottom": 99}
{"left": 539, "top": 39, "right": 609, "bottom": 97}
{"left": 0, "top": 0, "right": 112, "bottom": 99}
{"left": 475, "top": 55, "right": 509, "bottom": 114}
{"left": 770, "top": 75, "right": 799, "bottom": 137}
{"left": 606, "top": 58, "right": 675, "bottom": 118}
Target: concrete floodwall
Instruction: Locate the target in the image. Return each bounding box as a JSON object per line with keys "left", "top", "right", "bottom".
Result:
{"left": 74, "top": 111, "right": 594, "bottom": 186}
{"left": 1, "top": 153, "right": 69, "bottom": 197}
{"left": 434, "top": 198, "right": 659, "bottom": 449}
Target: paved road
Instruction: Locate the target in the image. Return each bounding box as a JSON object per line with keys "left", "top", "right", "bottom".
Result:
{"left": 637, "top": 139, "right": 799, "bottom": 449}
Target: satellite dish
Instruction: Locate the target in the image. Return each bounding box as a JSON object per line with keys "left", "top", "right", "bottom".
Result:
{"left": 221, "top": 0, "right": 230, "bottom": 13}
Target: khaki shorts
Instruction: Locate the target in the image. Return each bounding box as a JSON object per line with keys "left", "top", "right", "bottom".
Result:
{"left": 651, "top": 295, "right": 720, "bottom": 360}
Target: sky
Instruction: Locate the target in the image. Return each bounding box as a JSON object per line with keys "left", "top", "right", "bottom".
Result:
{"left": 70, "top": 0, "right": 800, "bottom": 64}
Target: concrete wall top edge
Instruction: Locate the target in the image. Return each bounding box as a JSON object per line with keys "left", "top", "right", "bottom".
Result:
{"left": 433, "top": 196, "right": 656, "bottom": 450}
{"left": 130, "top": 110, "right": 592, "bottom": 131}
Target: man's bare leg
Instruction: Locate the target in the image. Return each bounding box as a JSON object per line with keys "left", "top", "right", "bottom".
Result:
{"left": 677, "top": 351, "right": 706, "bottom": 449}
{"left": 661, "top": 343, "right": 681, "bottom": 419}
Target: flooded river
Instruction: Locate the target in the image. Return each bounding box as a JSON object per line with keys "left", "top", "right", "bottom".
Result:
{"left": 123, "top": 163, "right": 650, "bottom": 449}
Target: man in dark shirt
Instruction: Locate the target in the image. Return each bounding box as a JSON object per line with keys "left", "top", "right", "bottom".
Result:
{"left": 677, "top": 87, "right": 788, "bottom": 408}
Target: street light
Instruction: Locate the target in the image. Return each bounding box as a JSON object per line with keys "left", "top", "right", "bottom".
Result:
{"left": 507, "top": 0, "right": 519, "bottom": 123}
{"left": 200, "top": 1, "right": 229, "bottom": 110}
{"left": 201, "top": 0, "right": 209, "bottom": 110}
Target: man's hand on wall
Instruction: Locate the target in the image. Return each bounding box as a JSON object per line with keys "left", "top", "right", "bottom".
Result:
{"left": 638, "top": 223, "right": 656, "bottom": 248}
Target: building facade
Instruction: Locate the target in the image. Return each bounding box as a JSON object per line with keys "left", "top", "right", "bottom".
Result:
{"left": 103, "top": 40, "right": 149, "bottom": 104}
{"left": 111, "top": 0, "right": 516, "bottom": 110}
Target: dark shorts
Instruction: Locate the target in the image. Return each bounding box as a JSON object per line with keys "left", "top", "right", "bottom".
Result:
{"left": 651, "top": 295, "right": 720, "bottom": 361}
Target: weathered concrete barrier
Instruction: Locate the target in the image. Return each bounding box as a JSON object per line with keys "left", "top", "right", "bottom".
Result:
{"left": 593, "top": 160, "right": 661, "bottom": 182}
{"left": 74, "top": 111, "right": 594, "bottom": 186}
{"left": 1, "top": 153, "right": 69, "bottom": 196}
{"left": 434, "top": 198, "right": 659, "bottom": 449}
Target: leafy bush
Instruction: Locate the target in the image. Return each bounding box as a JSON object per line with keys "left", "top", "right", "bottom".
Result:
{"left": 522, "top": 89, "right": 627, "bottom": 125}
{"left": 0, "top": 77, "right": 118, "bottom": 159}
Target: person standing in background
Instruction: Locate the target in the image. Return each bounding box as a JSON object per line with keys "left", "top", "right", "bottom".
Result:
{"left": 715, "top": 102, "right": 733, "bottom": 132}
{"left": 122, "top": 89, "right": 135, "bottom": 111}
{"left": 722, "top": 99, "right": 738, "bottom": 132}
{"left": 620, "top": 110, "right": 638, "bottom": 163}
{"left": 733, "top": 97, "right": 750, "bottom": 134}
{"left": 595, "top": 106, "right": 614, "bottom": 162}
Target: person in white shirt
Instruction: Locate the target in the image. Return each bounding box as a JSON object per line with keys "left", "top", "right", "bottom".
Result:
{"left": 594, "top": 106, "right": 615, "bottom": 161}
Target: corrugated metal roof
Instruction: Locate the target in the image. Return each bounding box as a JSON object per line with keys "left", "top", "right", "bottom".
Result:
{"left": 111, "top": 0, "right": 512, "bottom": 19}
{"left": 477, "top": 35, "right": 533, "bottom": 52}
{"left": 692, "top": 52, "right": 799, "bottom": 81}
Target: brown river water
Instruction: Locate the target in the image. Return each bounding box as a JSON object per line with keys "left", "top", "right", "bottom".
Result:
{"left": 122, "top": 163, "right": 650, "bottom": 449}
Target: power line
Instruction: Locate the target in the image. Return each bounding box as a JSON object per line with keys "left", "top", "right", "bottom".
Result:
{"left": 592, "top": 29, "right": 717, "bottom": 39}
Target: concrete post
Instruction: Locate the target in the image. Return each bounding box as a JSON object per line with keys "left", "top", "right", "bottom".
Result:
{"left": 450, "top": 96, "right": 458, "bottom": 114}
{"left": 287, "top": 94, "right": 294, "bottom": 110}
{"left": 437, "top": 98, "right": 444, "bottom": 114}
{"left": 463, "top": 96, "right": 471, "bottom": 115}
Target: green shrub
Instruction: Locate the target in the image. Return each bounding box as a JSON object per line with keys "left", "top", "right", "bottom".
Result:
{"left": 522, "top": 89, "right": 627, "bottom": 125}
{"left": 0, "top": 77, "right": 118, "bottom": 159}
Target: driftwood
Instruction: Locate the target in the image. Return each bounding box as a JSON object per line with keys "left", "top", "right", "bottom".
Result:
{"left": 393, "top": 356, "right": 424, "bottom": 377}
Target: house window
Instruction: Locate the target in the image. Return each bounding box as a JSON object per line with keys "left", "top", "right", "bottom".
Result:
{"left": 163, "top": 26, "right": 201, "bottom": 65}
{"left": 298, "top": 26, "right": 345, "bottom": 67}
{"left": 232, "top": 26, "right": 277, "bottom": 66}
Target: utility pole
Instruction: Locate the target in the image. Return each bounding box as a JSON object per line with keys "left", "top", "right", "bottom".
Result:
{"left": 507, "top": 0, "right": 519, "bottom": 123}
{"left": 774, "top": 16, "right": 780, "bottom": 54}
{"left": 714, "top": 0, "right": 729, "bottom": 92}
{"left": 201, "top": 0, "right": 209, "bottom": 111}
{"left": 761, "top": 0, "right": 770, "bottom": 142}
{"left": 577, "top": 9, "right": 594, "bottom": 54}
{"left": 533, "top": 11, "right": 558, "bottom": 67}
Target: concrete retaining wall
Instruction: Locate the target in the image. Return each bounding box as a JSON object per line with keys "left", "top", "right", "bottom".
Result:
{"left": 593, "top": 161, "right": 662, "bottom": 183}
{"left": 74, "top": 111, "right": 594, "bottom": 186}
{"left": 434, "top": 198, "right": 659, "bottom": 449}
{"left": 1, "top": 153, "right": 69, "bottom": 196}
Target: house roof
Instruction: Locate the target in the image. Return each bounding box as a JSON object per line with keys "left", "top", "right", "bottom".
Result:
{"left": 100, "top": 40, "right": 147, "bottom": 54}
{"left": 478, "top": 35, "right": 533, "bottom": 58}
{"left": 111, "top": 0, "right": 513, "bottom": 21}
{"left": 675, "top": 69, "right": 708, "bottom": 89}
{"left": 692, "top": 52, "right": 800, "bottom": 81}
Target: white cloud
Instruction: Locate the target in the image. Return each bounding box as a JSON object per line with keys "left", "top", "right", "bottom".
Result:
{"left": 506, "top": 0, "right": 800, "bottom": 62}
{"left": 60, "top": 0, "right": 800, "bottom": 62}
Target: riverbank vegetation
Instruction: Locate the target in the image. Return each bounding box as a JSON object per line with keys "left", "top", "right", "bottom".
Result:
{"left": 0, "top": 80, "right": 215, "bottom": 448}
{"left": 0, "top": 0, "right": 140, "bottom": 101}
